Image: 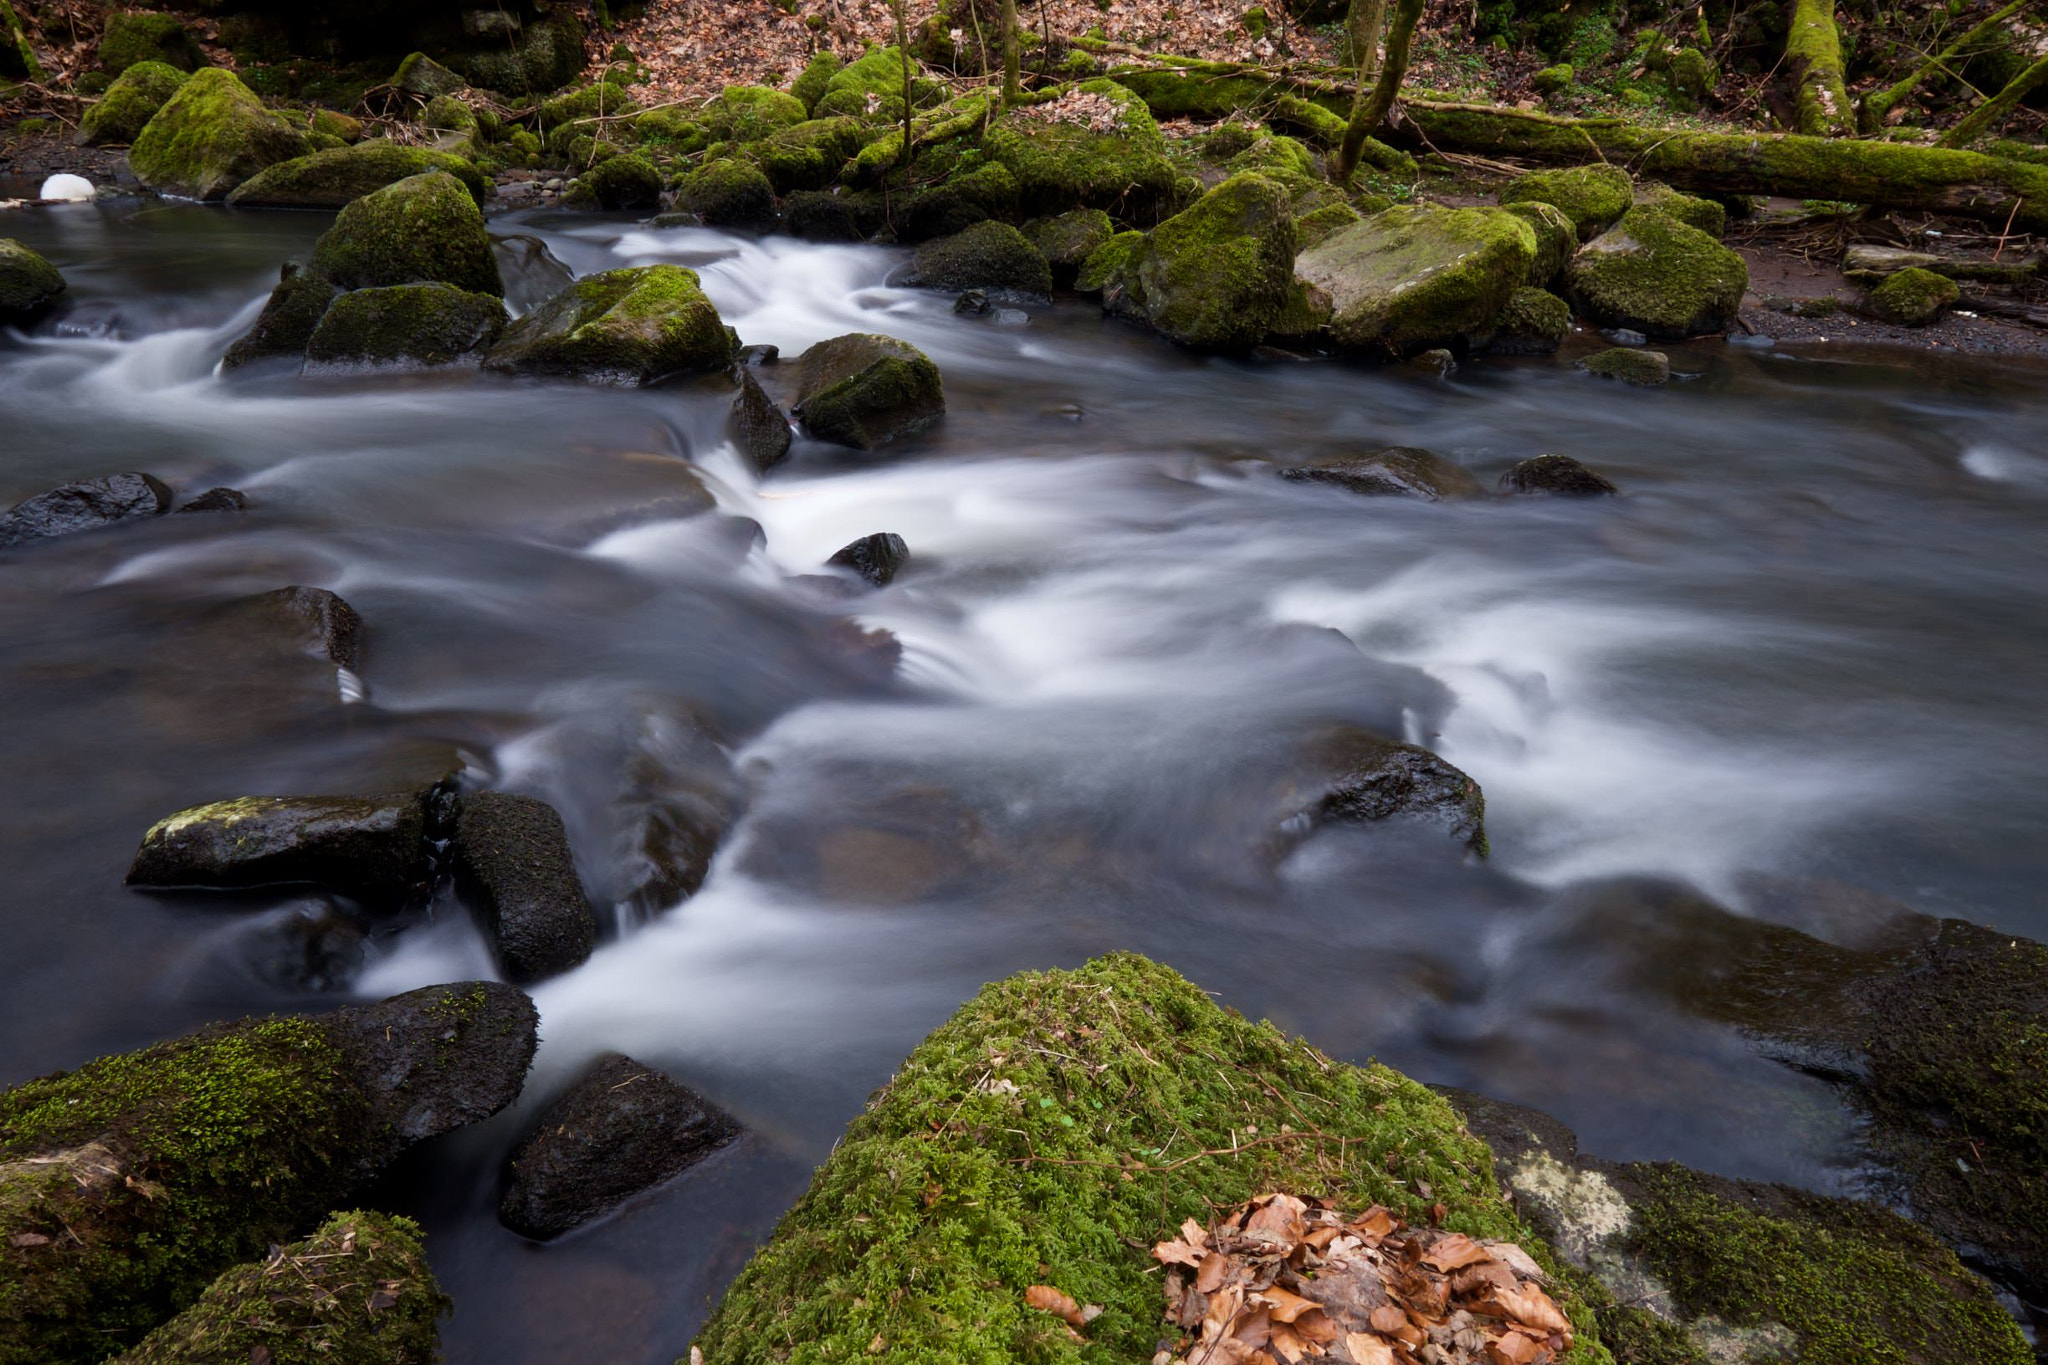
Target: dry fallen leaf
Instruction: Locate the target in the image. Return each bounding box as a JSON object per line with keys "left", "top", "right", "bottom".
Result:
{"left": 1024, "top": 1284, "right": 1101, "bottom": 1331}
{"left": 1368, "top": 1305, "right": 1407, "bottom": 1334}
{"left": 1344, "top": 1331, "right": 1397, "bottom": 1365}
{"left": 1420, "top": 1233, "right": 1492, "bottom": 1272}
{"left": 1252, "top": 1286, "right": 1323, "bottom": 1324}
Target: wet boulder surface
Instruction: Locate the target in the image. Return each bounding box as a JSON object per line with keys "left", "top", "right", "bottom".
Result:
{"left": 499, "top": 1052, "right": 739, "bottom": 1240}
{"left": 304, "top": 283, "right": 508, "bottom": 371}
{"left": 1285, "top": 725, "right": 1489, "bottom": 856}
{"left": 483, "top": 265, "right": 735, "bottom": 387}
{"left": 125, "top": 791, "right": 432, "bottom": 908}
{"left": 451, "top": 791, "right": 598, "bottom": 984}
{"left": 1294, "top": 204, "right": 1536, "bottom": 358}
{"left": 1500, "top": 454, "right": 1620, "bottom": 496}
{"left": 790, "top": 333, "right": 945, "bottom": 449}
{"left": 0, "top": 238, "right": 67, "bottom": 326}
{"left": 222, "top": 262, "right": 340, "bottom": 371}
{"left": 128, "top": 68, "right": 309, "bottom": 201}
{"left": 731, "top": 366, "right": 793, "bottom": 473}
{"left": 827, "top": 531, "right": 909, "bottom": 588}
{"left": 896, "top": 221, "right": 1053, "bottom": 302}
{"left": 0, "top": 474, "right": 170, "bottom": 549}
{"left": 310, "top": 171, "right": 503, "bottom": 297}
{"left": 1105, "top": 171, "right": 1297, "bottom": 352}
{"left": 1279, "top": 447, "right": 1484, "bottom": 501}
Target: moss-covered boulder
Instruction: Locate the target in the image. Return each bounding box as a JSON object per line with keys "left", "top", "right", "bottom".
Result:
{"left": 691, "top": 953, "right": 1597, "bottom": 1364}
{"left": 985, "top": 79, "right": 1179, "bottom": 222}
{"left": 1479, "top": 285, "right": 1572, "bottom": 354}
{"left": 484, "top": 265, "right": 736, "bottom": 388}
{"left": 705, "top": 84, "right": 807, "bottom": 142}
{"left": 97, "top": 11, "right": 199, "bottom": 76}
{"left": 567, "top": 153, "right": 662, "bottom": 210}
{"left": 75, "top": 60, "right": 186, "bottom": 147}
{"left": 390, "top": 51, "right": 463, "bottom": 100}
{"left": 899, "top": 161, "right": 1020, "bottom": 242}
{"left": 1863, "top": 266, "right": 1960, "bottom": 326}
{"left": 1566, "top": 205, "right": 1748, "bottom": 339}
{"left": 226, "top": 142, "right": 485, "bottom": 209}
{"left": 111, "top": 1211, "right": 445, "bottom": 1365}
{"left": 222, "top": 262, "right": 338, "bottom": 371}
{"left": 1503, "top": 198, "right": 1576, "bottom": 286}
{"left": 0, "top": 983, "right": 536, "bottom": 1365}
{"left": 1582, "top": 346, "right": 1671, "bottom": 386}
{"left": 537, "top": 81, "right": 639, "bottom": 138}
{"left": 1076, "top": 229, "right": 1144, "bottom": 294}
{"left": 129, "top": 67, "right": 310, "bottom": 201}
{"left": 791, "top": 50, "right": 841, "bottom": 115}
{"left": 1532, "top": 62, "right": 1574, "bottom": 96}
{"left": 898, "top": 221, "right": 1053, "bottom": 301}
{"left": 675, "top": 158, "right": 776, "bottom": 229}
{"left": 812, "top": 44, "right": 938, "bottom": 121}
{"left": 1295, "top": 200, "right": 1363, "bottom": 250}
{"left": 308, "top": 108, "right": 362, "bottom": 144}
{"left": 1023, "top": 208, "right": 1116, "bottom": 285}
{"left": 310, "top": 171, "right": 501, "bottom": 297}
{"left": 1295, "top": 203, "right": 1537, "bottom": 359}
{"left": 304, "top": 283, "right": 507, "bottom": 371}
{"left": 749, "top": 115, "right": 875, "bottom": 192}
{"left": 1635, "top": 181, "right": 1727, "bottom": 237}
{"left": 1500, "top": 453, "right": 1619, "bottom": 496}
{"left": 1500, "top": 162, "right": 1634, "bottom": 240}
{"left": 1103, "top": 172, "right": 1296, "bottom": 351}
{"left": 0, "top": 238, "right": 65, "bottom": 326}
{"left": 790, "top": 333, "right": 945, "bottom": 450}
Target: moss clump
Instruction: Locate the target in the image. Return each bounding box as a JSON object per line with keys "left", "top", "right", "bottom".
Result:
{"left": 676, "top": 158, "right": 776, "bottom": 228}
{"left": 1667, "top": 47, "right": 1714, "bottom": 108}
{"left": 706, "top": 84, "right": 808, "bottom": 142}
{"left": 222, "top": 262, "right": 337, "bottom": 370}
{"left": 1565, "top": 205, "right": 1746, "bottom": 339}
{"left": 1500, "top": 162, "right": 1634, "bottom": 240}
{"left": 783, "top": 187, "right": 890, "bottom": 242}
{"left": 1581, "top": 345, "right": 1670, "bottom": 385}
{"left": 568, "top": 153, "right": 663, "bottom": 209}
{"left": 308, "top": 108, "right": 361, "bottom": 143}
{"left": 791, "top": 50, "right": 841, "bottom": 114}
{"left": 749, "top": 115, "right": 877, "bottom": 192}
{"left": 129, "top": 67, "right": 310, "bottom": 200}
{"left": 76, "top": 60, "right": 187, "bottom": 147}
{"left": 1482, "top": 285, "right": 1571, "bottom": 354}
{"left": 1863, "top": 266, "right": 1959, "bottom": 326}
{"left": 1533, "top": 63, "right": 1574, "bottom": 96}
{"left": 1023, "top": 207, "right": 1115, "bottom": 282}
{"left": 1076, "top": 228, "right": 1144, "bottom": 294}
{"left": 304, "top": 283, "right": 507, "bottom": 370}
{"left": 903, "top": 221, "right": 1053, "bottom": 299}
{"left": 112, "top": 1211, "right": 446, "bottom": 1365}
{"left": 1297, "top": 203, "right": 1538, "bottom": 358}
{"left": 451, "top": 10, "right": 585, "bottom": 96}
{"left": 420, "top": 93, "right": 475, "bottom": 135}
{"left": 97, "top": 11, "right": 199, "bottom": 76}
{"left": 901, "top": 160, "right": 1020, "bottom": 242}
{"left": 985, "top": 79, "right": 1179, "bottom": 222}
{"left": 1294, "top": 201, "right": 1363, "bottom": 250}
{"left": 538, "top": 81, "right": 639, "bottom": 140}
{"left": 484, "top": 265, "right": 735, "bottom": 387}
{"left": 692, "top": 953, "right": 1605, "bottom": 1365}
{"left": 1634, "top": 181, "right": 1726, "bottom": 237}
{"left": 0, "top": 1019, "right": 382, "bottom": 1365}
{"left": 311, "top": 171, "right": 502, "bottom": 297}
{"left": 0, "top": 237, "right": 66, "bottom": 325}
{"left": 813, "top": 44, "right": 939, "bottom": 121}
{"left": 790, "top": 332, "right": 945, "bottom": 450}
{"left": 1502, "top": 199, "right": 1576, "bottom": 286}
{"left": 227, "top": 142, "right": 485, "bottom": 209}
{"left": 1109, "top": 171, "right": 1297, "bottom": 351}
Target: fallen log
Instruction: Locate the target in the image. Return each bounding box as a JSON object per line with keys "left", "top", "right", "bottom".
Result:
{"left": 1396, "top": 100, "right": 2048, "bottom": 232}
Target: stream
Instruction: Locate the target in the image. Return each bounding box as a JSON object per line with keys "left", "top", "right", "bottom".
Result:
{"left": 4, "top": 192, "right": 2047, "bottom": 1362}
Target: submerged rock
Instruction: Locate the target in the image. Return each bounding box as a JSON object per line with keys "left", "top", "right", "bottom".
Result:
{"left": 1279, "top": 447, "right": 1483, "bottom": 501}
{"left": 827, "top": 532, "right": 909, "bottom": 588}
{"left": 112, "top": 1211, "right": 447, "bottom": 1365}
{"left": 129, "top": 68, "right": 309, "bottom": 201}
{"left": 790, "top": 333, "right": 945, "bottom": 450}
{"left": 175, "top": 487, "right": 247, "bottom": 514}
{"left": 1566, "top": 205, "right": 1747, "bottom": 339}
{"left": 0, "top": 237, "right": 67, "bottom": 326}
{"left": 0, "top": 473, "right": 170, "bottom": 549}
{"left": 304, "top": 283, "right": 508, "bottom": 371}
{"left": 226, "top": 142, "right": 487, "bottom": 210}
{"left": 74, "top": 61, "right": 186, "bottom": 148}
{"left": 1498, "top": 162, "right": 1633, "bottom": 240}
{"left": 897, "top": 221, "right": 1052, "bottom": 302}
{"left": 499, "top": 1052, "right": 739, "bottom": 1240}
{"left": 1106, "top": 172, "right": 1296, "bottom": 352}
{"left": 1294, "top": 204, "right": 1535, "bottom": 359}
{"left": 238, "top": 585, "right": 362, "bottom": 669}
{"left": 1863, "top": 266, "right": 1959, "bottom": 326}
{"left": 731, "top": 366, "right": 793, "bottom": 473}
{"left": 221, "top": 262, "right": 338, "bottom": 371}
{"left": 484, "top": 265, "right": 735, "bottom": 387}
{"left": 1581, "top": 346, "right": 1671, "bottom": 386}
{"left": 126, "top": 791, "right": 431, "bottom": 907}
{"left": 1293, "top": 725, "right": 1488, "bottom": 855}
{"left": 310, "top": 171, "right": 503, "bottom": 297}
{"left": 452, "top": 791, "right": 597, "bottom": 985}
{"left": 1500, "top": 454, "right": 1619, "bottom": 496}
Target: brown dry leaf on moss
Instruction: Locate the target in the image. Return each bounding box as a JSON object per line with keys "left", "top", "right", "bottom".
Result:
{"left": 1150, "top": 1194, "right": 1571, "bottom": 1365}
{"left": 1025, "top": 1283, "right": 1102, "bottom": 1334}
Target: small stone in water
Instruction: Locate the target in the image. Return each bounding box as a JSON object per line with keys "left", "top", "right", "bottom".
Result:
{"left": 954, "top": 290, "right": 993, "bottom": 316}
{"left": 1604, "top": 327, "right": 1649, "bottom": 346}
{"left": 40, "top": 174, "right": 94, "bottom": 202}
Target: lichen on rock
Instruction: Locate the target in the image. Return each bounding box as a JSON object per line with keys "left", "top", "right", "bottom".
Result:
{"left": 1295, "top": 204, "right": 1537, "bottom": 359}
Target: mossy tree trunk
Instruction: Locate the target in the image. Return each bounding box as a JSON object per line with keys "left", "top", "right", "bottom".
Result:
{"left": 1345, "top": 0, "right": 1387, "bottom": 76}
{"left": 1859, "top": 0, "right": 2034, "bottom": 132}
{"left": 1786, "top": 0, "right": 1855, "bottom": 136}
{"left": 1939, "top": 49, "right": 2048, "bottom": 146}
{"left": 1001, "top": 0, "right": 1021, "bottom": 104}
{"left": 1334, "top": 0, "right": 1425, "bottom": 182}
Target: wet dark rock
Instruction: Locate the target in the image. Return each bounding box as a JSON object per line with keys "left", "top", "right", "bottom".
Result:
{"left": 1581, "top": 346, "right": 1669, "bottom": 387}
{"left": 0, "top": 473, "right": 172, "bottom": 549}
{"left": 452, "top": 791, "right": 597, "bottom": 984}
{"left": 494, "top": 233, "right": 575, "bottom": 316}
{"left": 737, "top": 343, "right": 779, "bottom": 366}
{"left": 325, "top": 980, "right": 541, "bottom": 1152}
{"left": 782, "top": 187, "right": 888, "bottom": 242}
{"left": 482, "top": 265, "right": 733, "bottom": 388}
{"left": 895, "top": 221, "right": 1052, "bottom": 302}
{"left": 303, "top": 282, "right": 508, "bottom": 371}
{"left": 1405, "top": 347, "right": 1457, "bottom": 377}
{"left": 1499, "top": 454, "right": 1619, "bottom": 497}
{"left": 953, "top": 289, "right": 993, "bottom": 316}
{"left": 1299, "top": 726, "right": 1488, "bottom": 855}
{"left": 790, "top": 333, "right": 945, "bottom": 450}
{"left": 221, "top": 262, "right": 339, "bottom": 371}
{"left": 175, "top": 486, "right": 247, "bottom": 513}
{"left": 240, "top": 896, "right": 367, "bottom": 993}
{"left": 731, "top": 367, "right": 792, "bottom": 474}
{"left": 126, "top": 791, "right": 431, "bottom": 907}
{"left": 826, "top": 531, "right": 909, "bottom": 588}
{"left": 1278, "top": 448, "right": 1482, "bottom": 501}
{"left": 498, "top": 1051, "right": 738, "bottom": 1239}
{"left": 245, "top": 585, "right": 362, "bottom": 670}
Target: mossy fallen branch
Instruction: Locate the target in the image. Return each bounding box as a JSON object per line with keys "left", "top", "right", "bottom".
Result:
{"left": 1939, "top": 50, "right": 2048, "bottom": 148}
{"left": 1858, "top": 0, "right": 2034, "bottom": 132}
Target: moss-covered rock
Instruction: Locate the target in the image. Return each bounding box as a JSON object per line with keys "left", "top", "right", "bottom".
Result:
{"left": 746, "top": 115, "right": 877, "bottom": 193}
{"left": 813, "top": 44, "right": 939, "bottom": 121}
{"left": 691, "top": 953, "right": 1600, "bottom": 1365}
{"left": 130, "top": 67, "right": 310, "bottom": 201}
{"left": 1021, "top": 207, "right": 1115, "bottom": 284}
{"left": 390, "top": 51, "right": 462, "bottom": 100}
{"left": 1296, "top": 203, "right": 1537, "bottom": 359}
{"left": 1669, "top": 46, "right": 1715, "bottom": 108}
{"left": 1581, "top": 346, "right": 1671, "bottom": 385}
{"left": 222, "top": 262, "right": 338, "bottom": 371}
{"left": 76, "top": 60, "right": 186, "bottom": 147}
{"left": 307, "top": 108, "right": 361, "bottom": 143}
{"left": 898, "top": 221, "right": 1052, "bottom": 301}
{"left": 448, "top": 10, "right": 585, "bottom": 96}
{"left": 1863, "top": 266, "right": 1960, "bottom": 326}
{"left": 790, "top": 332, "right": 944, "bottom": 450}
{"left": 1533, "top": 62, "right": 1574, "bottom": 96}
{"left": 1480, "top": 285, "right": 1572, "bottom": 354}
{"left": 303, "top": 283, "right": 507, "bottom": 371}
{"left": 1076, "top": 228, "right": 1144, "bottom": 295}
{"left": 1294, "top": 200, "right": 1363, "bottom": 250}
{"left": 567, "top": 153, "right": 663, "bottom": 210}
{"left": 1500, "top": 162, "right": 1634, "bottom": 240}
{"left": 310, "top": 171, "right": 501, "bottom": 297}
{"left": 791, "top": 51, "right": 841, "bottom": 115}
{"left": 985, "top": 79, "right": 1179, "bottom": 222}
{"left": 111, "top": 1211, "right": 445, "bottom": 1365}
{"left": 900, "top": 160, "right": 1020, "bottom": 242}
{"left": 675, "top": 158, "right": 776, "bottom": 229}
{"left": 537, "top": 81, "right": 639, "bottom": 138}
{"left": 1565, "top": 205, "right": 1748, "bottom": 339}
{"left": 783, "top": 187, "right": 890, "bottom": 242}
{"left": 1634, "top": 181, "right": 1727, "bottom": 237}
{"left": 1103, "top": 172, "right": 1296, "bottom": 352}
{"left": 97, "top": 11, "right": 200, "bottom": 76}
{"left": 484, "top": 265, "right": 735, "bottom": 387}
{"left": 1503, "top": 198, "right": 1576, "bottom": 286}
{"left": 227, "top": 142, "right": 485, "bottom": 209}
{"left": 0, "top": 0, "right": 38, "bottom": 82}
{"left": 0, "top": 238, "right": 66, "bottom": 326}
{"left": 706, "top": 84, "right": 808, "bottom": 142}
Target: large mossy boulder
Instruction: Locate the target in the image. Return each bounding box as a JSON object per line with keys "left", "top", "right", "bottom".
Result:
{"left": 1105, "top": 172, "right": 1296, "bottom": 351}
{"left": 310, "top": 171, "right": 502, "bottom": 297}
{"left": 704, "top": 84, "right": 807, "bottom": 142}
{"left": 1565, "top": 204, "right": 1748, "bottom": 339}
{"left": 1499, "top": 162, "right": 1634, "bottom": 240}
{"left": 812, "top": 44, "right": 937, "bottom": 121}
{"left": 483, "top": 265, "right": 736, "bottom": 387}
{"left": 304, "top": 283, "right": 507, "bottom": 371}
{"left": 0, "top": 982, "right": 536, "bottom": 1365}
{"left": 984, "top": 79, "right": 1179, "bottom": 222}
{"left": 75, "top": 61, "right": 186, "bottom": 147}
{"left": 750, "top": 115, "right": 876, "bottom": 193}
{"left": 1479, "top": 285, "right": 1571, "bottom": 354}
{"left": 690, "top": 953, "right": 1594, "bottom": 1364}
{"left": 222, "top": 262, "right": 339, "bottom": 371}
{"left": 111, "top": 1211, "right": 446, "bottom": 1365}
{"left": 129, "top": 68, "right": 309, "bottom": 201}
{"left": 1295, "top": 204, "right": 1536, "bottom": 359}
{"left": 1502, "top": 199, "right": 1576, "bottom": 286}
{"left": 226, "top": 142, "right": 486, "bottom": 209}
{"left": 0, "top": 237, "right": 66, "bottom": 326}
{"left": 675, "top": 158, "right": 776, "bottom": 230}
{"left": 898, "top": 220, "right": 1052, "bottom": 300}
{"left": 789, "top": 333, "right": 945, "bottom": 450}
{"left": 1024, "top": 207, "right": 1116, "bottom": 284}
{"left": 96, "top": 11, "right": 200, "bottom": 76}
{"left": 567, "top": 153, "right": 662, "bottom": 210}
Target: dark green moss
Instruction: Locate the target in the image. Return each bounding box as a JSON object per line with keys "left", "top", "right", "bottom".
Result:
{"left": 0, "top": 237, "right": 67, "bottom": 324}
{"left": 1565, "top": 205, "right": 1747, "bottom": 339}
{"left": 1110, "top": 171, "right": 1297, "bottom": 351}
{"left": 1863, "top": 266, "right": 1959, "bottom": 326}
{"left": 304, "top": 283, "right": 507, "bottom": 370}
{"left": 97, "top": 12, "right": 199, "bottom": 76}
{"left": 76, "top": 61, "right": 187, "bottom": 147}
{"left": 791, "top": 50, "right": 842, "bottom": 114}
{"left": 221, "top": 262, "right": 337, "bottom": 370}
{"left": 450, "top": 11, "right": 585, "bottom": 96}
{"left": 791, "top": 332, "right": 946, "bottom": 450}
{"left": 1484, "top": 286, "right": 1572, "bottom": 354}
{"left": 901, "top": 161, "right": 1020, "bottom": 241}
{"left": 484, "top": 265, "right": 736, "bottom": 387}
{"left": 1075, "top": 229, "right": 1144, "bottom": 294}
{"left": 676, "top": 158, "right": 776, "bottom": 228}
{"left": 706, "top": 84, "right": 808, "bottom": 142}
{"left": 310, "top": 171, "right": 502, "bottom": 297}
{"left": 568, "top": 152, "right": 663, "bottom": 209}
{"left": 226, "top": 142, "right": 486, "bottom": 209}
{"left": 1023, "top": 207, "right": 1116, "bottom": 280}
{"left": 538, "top": 82, "right": 640, "bottom": 139}
{"left": 748, "top": 115, "right": 876, "bottom": 192}
{"left": 903, "top": 221, "right": 1052, "bottom": 299}
{"left": 1581, "top": 346, "right": 1670, "bottom": 385}
{"left": 0, "top": 0, "right": 38, "bottom": 82}
{"left": 129, "top": 67, "right": 310, "bottom": 201}
{"left": 1533, "top": 63, "right": 1574, "bottom": 96}
{"left": 1634, "top": 182, "right": 1726, "bottom": 237}
{"left": 1500, "top": 162, "right": 1634, "bottom": 239}
{"left": 985, "top": 79, "right": 1179, "bottom": 222}
{"left": 813, "top": 45, "right": 940, "bottom": 121}
{"left": 1297, "top": 204, "right": 1538, "bottom": 358}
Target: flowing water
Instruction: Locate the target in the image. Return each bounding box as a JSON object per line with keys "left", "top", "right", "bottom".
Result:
{"left": 4, "top": 192, "right": 2048, "bottom": 1362}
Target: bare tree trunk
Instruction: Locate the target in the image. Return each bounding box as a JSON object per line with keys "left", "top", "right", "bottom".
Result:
{"left": 1860, "top": 0, "right": 2033, "bottom": 131}
{"left": 1940, "top": 50, "right": 2048, "bottom": 146}
{"left": 1002, "top": 0, "right": 1022, "bottom": 104}
{"left": 1333, "top": 0, "right": 1424, "bottom": 183}
{"left": 1346, "top": 0, "right": 1387, "bottom": 78}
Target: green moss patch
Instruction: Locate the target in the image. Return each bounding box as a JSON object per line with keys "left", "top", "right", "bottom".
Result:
{"left": 227, "top": 142, "right": 485, "bottom": 209}
{"left": 569, "top": 153, "right": 663, "bottom": 209}
{"left": 1863, "top": 267, "right": 1960, "bottom": 326}
{"left": 305, "top": 283, "right": 507, "bottom": 370}
{"left": 676, "top": 158, "right": 776, "bottom": 229}
{"left": 985, "top": 80, "right": 1179, "bottom": 223}
{"left": 0, "top": 238, "right": 66, "bottom": 324}
{"left": 129, "top": 67, "right": 310, "bottom": 201}
{"left": 1109, "top": 171, "right": 1297, "bottom": 351}
{"left": 1564, "top": 205, "right": 1747, "bottom": 339}
{"left": 902, "top": 221, "right": 1053, "bottom": 299}
{"left": 97, "top": 12, "right": 199, "bottom": 76}
{"left": 1500, "top": 163, "right": 1633, "bottom": 240}
{"left": 790, "top": 332, "right": 945, "bottom": 450}
{"left": 77, "top": 60, "right": 187, "bottom": 147}
{"left": 1581, "top": 346, "right": 1670, "bottom": 385}
{"left": 484, "top": 265, "right": 735, "bottom": 387}
{"left": 311, "top": 171, "right": 502, "bottom": 297}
